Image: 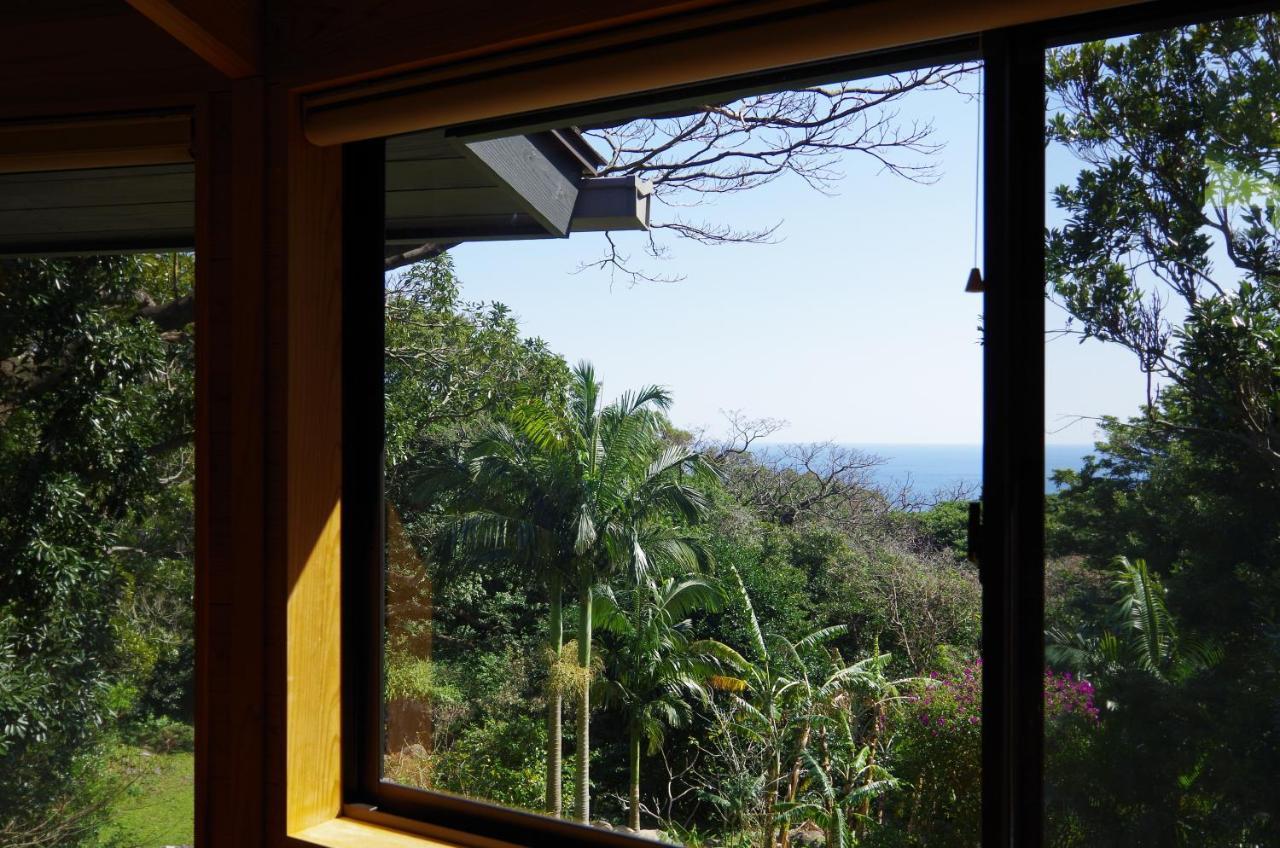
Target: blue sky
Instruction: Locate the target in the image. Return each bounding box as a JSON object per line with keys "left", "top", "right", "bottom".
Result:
{"left": 444, "top": 75, "right": 1148, "bottom": 446}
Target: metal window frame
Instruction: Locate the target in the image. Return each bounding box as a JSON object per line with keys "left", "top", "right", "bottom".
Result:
{"left": 341, "top": 4, "right": 1277, "bottom": 846}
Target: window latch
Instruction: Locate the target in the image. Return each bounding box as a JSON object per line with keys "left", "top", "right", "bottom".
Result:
{"left": 967, "top": 500, "right": 982, "bottom": 570}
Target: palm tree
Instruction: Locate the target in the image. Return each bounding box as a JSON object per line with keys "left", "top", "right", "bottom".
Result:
{"left": 437, "top": 416, "right": 579, "bottom": 815}
{"left": 444, "top": 362, "right": 718, "bottom": 822}
{"left": 595, "top": 575, "right": 744, "bottom": 830}
{"left": 557, "top": 364, "right": 719, "bottom": 822}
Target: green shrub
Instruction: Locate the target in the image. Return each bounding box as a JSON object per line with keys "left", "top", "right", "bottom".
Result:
{"left": 124, "top": 715, "right": 195, "bottom": 755}
{"left": 432, "top": 714, "right": 559, "bottom": 812}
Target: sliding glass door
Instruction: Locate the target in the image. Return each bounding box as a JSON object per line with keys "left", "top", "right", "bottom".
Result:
{"left": 1042, "top": 11, "right": 1280, "bottom": 846}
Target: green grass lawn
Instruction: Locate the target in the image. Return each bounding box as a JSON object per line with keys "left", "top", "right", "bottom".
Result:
{"left": 98, "top": 747, "right": 194, "bottom": 848}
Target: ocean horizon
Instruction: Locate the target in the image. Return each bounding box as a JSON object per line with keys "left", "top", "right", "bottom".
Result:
{"left": 751, "top": 442, "right": 1094, "bottom": 496}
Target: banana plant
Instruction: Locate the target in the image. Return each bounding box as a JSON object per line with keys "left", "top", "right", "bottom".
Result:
{"left": 775, "top": 745, "right": 897, "bottom": 848}
{"left": 778, "top": 645, "right": 911, "bottom": 848}
{"left": 722, "top": 564, "right": 851, "bottom": 848}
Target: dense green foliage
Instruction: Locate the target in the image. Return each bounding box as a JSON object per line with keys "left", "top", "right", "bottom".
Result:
{"left": 0, "top": 256, "right": 195, "bottom": 846}
{"left": 1042, "top": 14, "right": 1280, "bottom": 844}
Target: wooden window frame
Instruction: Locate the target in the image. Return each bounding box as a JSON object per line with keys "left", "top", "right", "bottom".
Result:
{"left": 289, "top": 3, "right": 1280, "bottom": 848}
{"left": 337, "top": 37, "right": 982, "bottom": 848}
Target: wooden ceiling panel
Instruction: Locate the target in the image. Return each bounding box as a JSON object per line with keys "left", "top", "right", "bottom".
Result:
{"left": 0, "top": 5, "right": 224, "bottom": 117}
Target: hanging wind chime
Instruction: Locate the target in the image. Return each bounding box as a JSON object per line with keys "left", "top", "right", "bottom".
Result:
{"left": 965, "top": 72, "right": 985, "bottom": 294}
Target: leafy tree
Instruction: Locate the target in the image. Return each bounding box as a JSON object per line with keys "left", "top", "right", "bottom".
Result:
{"left": 382, "top": 257, "right": 570, "bottom": 806}
{"left": 1047, "top": 14, "right": 1280, "bottom": 467}
{"left": 0, "top": 255, "right": 194, "bottom": 842}
{"left": 384, "top": 256, "right": 568, "bottom": 466}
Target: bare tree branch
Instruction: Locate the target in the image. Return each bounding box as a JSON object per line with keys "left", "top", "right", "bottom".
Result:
{"left": 391, "top": 64, "right": 978, "bottom": 280}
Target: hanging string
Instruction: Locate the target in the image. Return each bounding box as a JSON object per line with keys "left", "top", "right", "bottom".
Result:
{"left": 965, "top": 68, "right": 985, "bottom": 294}
{"left": 973, "top": 69, "right": 982, "bottom": 269}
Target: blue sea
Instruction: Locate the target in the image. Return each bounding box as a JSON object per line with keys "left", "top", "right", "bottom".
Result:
{"left": 753, "top": 443, "right": 1093, "bottom": 496}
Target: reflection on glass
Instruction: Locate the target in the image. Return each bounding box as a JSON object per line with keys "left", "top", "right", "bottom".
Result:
{"left": 380, "top": 65, "right": 988, "bottom": 845}
{"left": 1044, "top": 14, "right": 1280, "bottom": 846}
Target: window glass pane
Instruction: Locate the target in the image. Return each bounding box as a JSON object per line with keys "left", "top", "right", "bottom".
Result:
{"left": 1044, "top": 14, "right": 1280, "bottom": 844}
{"left": 1, "top": 252, "right": 195, "bottom": 847}
{"left": 381, "top": 64, "right": 992, "bottom": 844}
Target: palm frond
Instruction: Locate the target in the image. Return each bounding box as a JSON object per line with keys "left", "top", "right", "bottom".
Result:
{"left": 593, "top": 585, "right": 632, "bottom": 635}
{"left": 662, "top": 577, "right": 725, "bottom": 619}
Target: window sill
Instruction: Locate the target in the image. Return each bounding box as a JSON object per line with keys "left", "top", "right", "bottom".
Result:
{"left": 292, "top": 810, "right": 527, "bottom": 848}
{"left": 292, "top": 817, "right": 462, "bottom": 848}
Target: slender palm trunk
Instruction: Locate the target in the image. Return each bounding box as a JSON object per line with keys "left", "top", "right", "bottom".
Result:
{"left": 628, "top": 727, "right": 642, "bottom": 831}
{"left": 574, "top": 583, "right": 593, "bottom": 823}
{"left": 545, "top": 574, "right": 563, "bottom": 817}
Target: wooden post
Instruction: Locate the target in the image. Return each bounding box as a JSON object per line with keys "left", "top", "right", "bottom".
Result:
{"left": 196, "top": 77, "right": 270, "bottom": 848}
{"left": 265, "top": 83, "right": 347, "bottom": 843}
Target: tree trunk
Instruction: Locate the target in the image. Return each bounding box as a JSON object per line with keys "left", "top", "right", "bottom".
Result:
{"left": 762, "top": 748, "right": 781, "bottom": 848}
{"left": 574, "top": 584, "right": 593, "bottom": 823}
{"left": 545, "top": 574, "right": 563, "bottom": 817}
{"left": 628, "top": 728, "right": 642, "bottom": 831}
{"left": 780, "top": 719, "right": 811, "bottom": 848}
{"left": 856, "top": 704, "right": 881, "bottom": 840}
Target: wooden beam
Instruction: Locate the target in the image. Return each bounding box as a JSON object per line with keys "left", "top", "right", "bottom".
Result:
{"left": 569, "top": 176, "right": 651, "bottom": 233}
{"left": 268, "top": 85, "right": 346, "bottom": 840}
{"left": 459, "top": 135, "right": 580, "bottom": 236}
{"left": 126, "top": 0, "right": 261, "bottom": 79}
